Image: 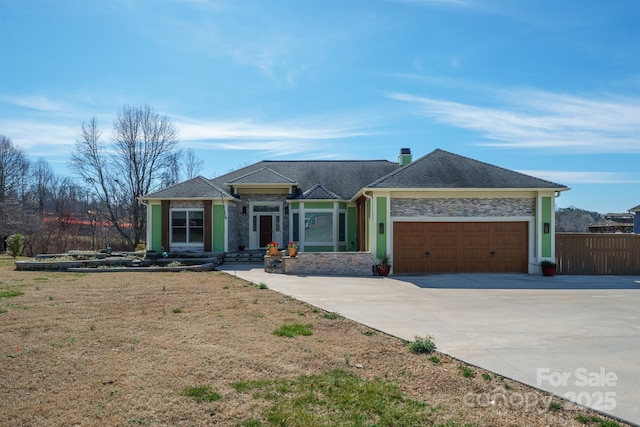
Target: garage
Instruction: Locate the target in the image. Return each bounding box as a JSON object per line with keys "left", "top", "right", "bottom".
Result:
{"left": 393, "top": 222, "right": 528, "bottom": 274}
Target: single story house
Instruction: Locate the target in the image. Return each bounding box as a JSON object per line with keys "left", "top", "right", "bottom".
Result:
{"left": 139, "top": 148, "right": 569, "bottom": 274}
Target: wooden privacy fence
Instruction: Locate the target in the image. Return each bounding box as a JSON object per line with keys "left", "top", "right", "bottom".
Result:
{"left": 556, "top": 233, "right": 640, "bottom": 275}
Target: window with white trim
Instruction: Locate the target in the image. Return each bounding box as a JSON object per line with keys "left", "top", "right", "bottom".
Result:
{"left": 171, "top": 210, "right": 204, "bottom": 244}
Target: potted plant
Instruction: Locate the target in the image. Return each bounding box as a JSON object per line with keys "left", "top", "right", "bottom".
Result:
{"left": 287, "top": 241, "right": 299, "bottom": 257}
{"left": 266, "top": 241, "right": 279, "bottom": 256}
{"left": 541, "top": 260, "right": 557, "bottom": 277}
{"left": 376, "top": 252, "right": 391, "bottom": 277}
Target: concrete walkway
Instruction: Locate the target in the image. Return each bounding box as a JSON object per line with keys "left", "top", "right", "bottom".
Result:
{"left": 218, "top": 266, "right": 640, "bottom": 426}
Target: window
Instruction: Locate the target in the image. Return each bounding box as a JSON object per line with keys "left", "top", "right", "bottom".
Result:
{"left": 171, "top": 210, "right": 204, "bottom": 244}
{"left": 304, "top": 212, "right": 333, "bottom": 243}
{"left": 292, "top": 213, "right": 299, "bottom": 241}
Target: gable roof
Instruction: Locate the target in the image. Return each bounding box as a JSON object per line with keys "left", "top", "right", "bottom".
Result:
{"left": 298, "top": 183, "right": 342, "bottom": 200}
{"left": 141, "top": 176, "right": 233, "bottom": 200}
{"left": 225, "top": 167, "right": 297, "bottom": 185}
{"left": 212, "top": 160, "right": 401, "bottom": 200}
{"left": 368, "top": 149, "right": 568, "bottom": 190}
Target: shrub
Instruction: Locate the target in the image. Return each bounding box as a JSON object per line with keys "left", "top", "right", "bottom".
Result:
{"left": 408, "top": 335, "right": 436, "bottom": 354}
{"left": 6, "top": 233, "right": 24, "bottom": 259}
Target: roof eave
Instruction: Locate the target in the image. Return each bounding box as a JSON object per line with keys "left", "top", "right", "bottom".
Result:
{"left": 362, "top": 186, "right": 570, "bottom": 192}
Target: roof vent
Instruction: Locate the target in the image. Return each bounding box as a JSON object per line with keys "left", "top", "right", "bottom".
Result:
{"left": 398, "top": 148, "right": 412, "bottom": 166}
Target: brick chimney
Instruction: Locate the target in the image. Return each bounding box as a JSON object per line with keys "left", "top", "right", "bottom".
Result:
{"left": 398, "top": 148, "right": 412, "bottom": 166}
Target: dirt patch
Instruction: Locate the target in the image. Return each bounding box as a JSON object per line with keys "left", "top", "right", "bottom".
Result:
{"left": 0, "top": 261, "right": 629, "bottom": 426}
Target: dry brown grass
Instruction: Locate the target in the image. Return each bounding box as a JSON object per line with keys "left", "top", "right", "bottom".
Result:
{"left": 0, "top": 257, "right": 629, "bottom": 426}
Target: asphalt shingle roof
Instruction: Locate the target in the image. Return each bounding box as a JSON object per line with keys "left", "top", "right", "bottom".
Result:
{"left": 298, "top": 183, "right": 342, "bottom": 200}
{"left": 369, "top": 149, "right": 568, "bottom": 190}
{"left": 225, "top": 167, "right": 297, "bottom": 185}
{"left": 142, "top": 149, "right": 569, "bottom": 201}
{"left": 212, "top": 160, "right": 401, "bottom": 200}
{"left": 142, "top": 176, "right": 233, "bottom": 199}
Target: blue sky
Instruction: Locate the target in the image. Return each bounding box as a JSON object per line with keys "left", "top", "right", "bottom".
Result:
{"left": 1, "top": 0, "right": 639, "bottom": 213}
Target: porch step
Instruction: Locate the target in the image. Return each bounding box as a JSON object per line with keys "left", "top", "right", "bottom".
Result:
{"left": 223, "top": 250, "right": 265, "bottom": 265}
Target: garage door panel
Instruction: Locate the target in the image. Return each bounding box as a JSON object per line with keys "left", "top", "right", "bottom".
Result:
{"left": 463, "top": 234, "right": 491, "bottom": 246}
{"left": 393, "top": 221, "right": 528, "bottom": 274}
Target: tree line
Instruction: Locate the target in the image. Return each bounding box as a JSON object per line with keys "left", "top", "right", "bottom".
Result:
{"left": 0, "top": 105, "right": 203, "bottom": 256}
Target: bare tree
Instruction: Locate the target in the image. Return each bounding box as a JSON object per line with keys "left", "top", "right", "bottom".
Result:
{"left": 183, "top": 149, "right": 204, "bottom": 179}
{"left": 70, "top": 106, "right": 179, "bottom": 249}
{"left": 0, "top": 135, "right": 29, "bottom": 203}
{"left": 30, "top": 158, "right": 55, "bottom": 214}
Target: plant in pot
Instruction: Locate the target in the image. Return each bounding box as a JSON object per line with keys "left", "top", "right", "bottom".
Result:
{"left": 541, "top": 260, "right": 557, "bottom": 277}
{"left": 287, "top": 241, "right": 299, "bottom": 257}
{"left": 266, "top": 241, "right": 279, "bottom": 256}
{"left": 376, "top": 252, "right": 391, "bottom": 277}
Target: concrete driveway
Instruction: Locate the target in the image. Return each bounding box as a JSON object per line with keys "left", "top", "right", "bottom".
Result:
{"left": 218, "top": 266, "right": 640, "bottom": 426}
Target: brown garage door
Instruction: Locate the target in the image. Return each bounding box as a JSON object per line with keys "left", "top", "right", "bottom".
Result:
{"left": 393, "top": 222, "right": 528, "bottom": 274}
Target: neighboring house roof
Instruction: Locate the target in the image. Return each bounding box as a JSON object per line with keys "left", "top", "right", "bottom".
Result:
{"left": 588, "top": 213, "right": 634, "bottom": 233}
{"left": 368, "top": 149, "right": 569, "bottom": 190}
{"left": 212, "top": 160, "right": 401, "bottom": 200}
{"left": 141, "top": 176, "right": 233, "bottom": 200}
{"left": 629, "top": 204, "right": 640, "bottom": 213}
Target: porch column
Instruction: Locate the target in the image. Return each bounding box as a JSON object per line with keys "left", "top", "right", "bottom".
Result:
{"left": 204, "top": 201, "right": 212, "bottom": 252}
{"left": 161, "top": 200, "right": 170, "bottom": 251}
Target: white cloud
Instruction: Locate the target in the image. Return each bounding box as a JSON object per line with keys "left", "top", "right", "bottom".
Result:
{"left": 388, "top": 90, "right": 640, "bottom": 153}
{"left": 170, "top": 112, "right": 383, "bottom": 157}
{"left": 517, "top": 170, "right": 640, "bottom": 184}
{"left": 1, "top": 95, "right": 68, "bottom": 112}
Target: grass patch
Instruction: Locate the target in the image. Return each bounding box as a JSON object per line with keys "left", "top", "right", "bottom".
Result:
{"left": 172, "top": 308, "right": 183, "bottom": 314}
{"left": 232, "top": 369, "right": 437, "bottom": 426}
{"left": 322, "top": 311, "right": 341, "bottom": 320}
{"left": 407, "top": 335, "right": 436, "bottom": 354}
{"left": 428, "top": 355, "right": 441, "bottom": 364}
{"left": 273, "top": 323, "right": 313, "bottom": 338}
{"left": 0, "top": 290, "right": 24, "bottom": 299}
{"left": 180, "top": 385, "right": 222, "bottom": 403}
{"left": 481, "top": 373, "right": 491, "bottom": 381}
{"left": 548, "top": 401, "right": 562, "bottom": 411}
{"left": 458, "top": 365, "right": 475, "bottom": 378}
{"left": 258, "top": 282, "right": 268, "bottom": 289}
{"left": 576, "top": 415, "right": 621, "bottom": 426}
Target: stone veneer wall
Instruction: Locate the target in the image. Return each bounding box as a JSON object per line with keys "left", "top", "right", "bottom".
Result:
{"left": 391, "top": 197, "right": 535, "bottom": 217}
{"left": 235, "top": 194, "right": 290, "bottom": 248}
{"left": 265, "top": 252, "right": 376, "bottom": 276}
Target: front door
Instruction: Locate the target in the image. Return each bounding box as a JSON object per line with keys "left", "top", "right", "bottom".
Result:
{"left": 250, "top": 202, "right": 283, "bottom": 249}
{"left": 259, "top": 215, "right": 273, "bottom": 248}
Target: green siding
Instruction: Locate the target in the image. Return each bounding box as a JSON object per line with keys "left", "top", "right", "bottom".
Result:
{"left": 541, "top": 196, "right": 552, "bottom": 257}
{"left": 376, "top": 197, "right": 387, "bottom": 258}
{"left": 347, "top": 206, "right": 357, "bottom": 251}
{"left": 213, "top": 205, "right": 225, "bottom": 252}
{"left": 304, "top": 202, "right": 334, "bottom": 209}
{"left": 151, "top": 204, "right": 163, "bottom": 252}
{"left": 290, "top": 203, "right": 299, "bottom": 209}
